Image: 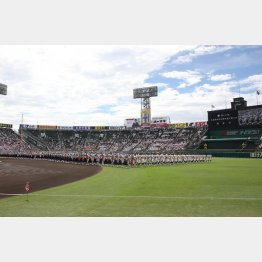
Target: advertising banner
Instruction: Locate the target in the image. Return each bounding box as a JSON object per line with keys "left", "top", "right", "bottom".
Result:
{"left": 28, "top": 125, "right": 38, "bottom": 129}
{"left": 95, "top": 126, "right": 105, "bottom": 130}
{"left": 151, "top": 116, "right": 170, "bottom": 127}
{"left": 169, "top": 123, "right": 188, "bottom": 128}
{"left": 38, "top": 125, "right": 57, "bottom": 130}
{"left": 124, "top": 118, "right": 140, "bottom": 128}
{"left": 141, "top": 108, "right": 151, "bottom": 126}
{"left": 73, "top": 126, "right": 90, "bottom": 130}
{"left": 195, "top": 121, "right": 206, "bottom": 127}
{"left": 0, "top": 123, "right": 12, "bottom": 128}
{"left": 19, "top": 124, "right": 29, "bottom": 129}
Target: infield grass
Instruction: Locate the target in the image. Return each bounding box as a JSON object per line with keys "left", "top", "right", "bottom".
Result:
{"left": 1, "top": 158, "right": 262, "bottom": 216}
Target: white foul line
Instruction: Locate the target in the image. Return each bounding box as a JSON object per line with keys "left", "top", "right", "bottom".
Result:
{"left": 1, "top": 192, "right": 262, "bottom": 201}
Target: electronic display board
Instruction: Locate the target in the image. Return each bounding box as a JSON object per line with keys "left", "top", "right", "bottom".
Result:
{"left": 133, "top": 86, "right": 158, "bottom": 99}
{"left": 208, "top": 105, "right": 262, "bottom": 130}
{"left": 238, "top": 108, "right": 262, "bottom": 126}
{"left": 208, "top": 109, "right": 239, "bottom": 130}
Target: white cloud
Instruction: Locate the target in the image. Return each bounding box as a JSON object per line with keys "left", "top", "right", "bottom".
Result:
{"left": 173, "top": 45, "right": 232, "bottom": 64}
{"left": 238, "top": 74, "right": 262, "bottom": 92}
{"left": 210, "top": 74, "right": 232, "bottom": 81}
{"left": 1, "top": 45, "right": 261, "bottom": 129}
{"left": 0, "top": 45, "right": 194, "bottom": 129}
{"left": 143, "top": 82, "right": 168, "bottom": 88}
{"left": 161, "top": 70, "right": 202, "bottom": 87}
{"left": 153, "top": 73, "right": 262, "bottom": 122}
{"left": 241, "top": 74, "right": 262, "bottom": 84}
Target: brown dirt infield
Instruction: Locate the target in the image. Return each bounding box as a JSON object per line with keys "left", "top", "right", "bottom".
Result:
{"left": 0, "top": 158, "right": 101, "bottom": 198}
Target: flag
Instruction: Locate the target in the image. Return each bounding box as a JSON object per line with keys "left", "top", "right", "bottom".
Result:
{"left": 257, "top": 90, "right": 260, "bottom": 95}
{"left": 211, "top": 105, "right": 215, "bottom": 108}
{"left": 25, "top": 182, "right": 30, "bottom": 192}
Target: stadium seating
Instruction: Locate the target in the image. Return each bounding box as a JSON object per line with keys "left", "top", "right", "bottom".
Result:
{"left": 0, "top": 128, "right": 32, "bottom": 154}
{"left": 19, "top": 126, "right": 208, "bottom": 154}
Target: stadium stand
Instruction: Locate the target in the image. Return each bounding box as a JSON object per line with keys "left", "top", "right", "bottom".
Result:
{"left": 0, "top": 127, "right": 32, "bottom": 154}
{"left": 18, "top": 126, "right": 207, "bottom": 154}
{"left": 2, "top": 96, "right": 262, "bottom": 157}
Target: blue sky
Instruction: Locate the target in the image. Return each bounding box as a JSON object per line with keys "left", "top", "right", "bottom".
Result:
{"left": 0, "top": 45, "right": 262, "bottom": 129}
{"left": 146, "top": 45, "right": 262, "bottom": 95}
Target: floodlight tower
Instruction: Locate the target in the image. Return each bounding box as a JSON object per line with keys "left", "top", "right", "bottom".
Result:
{"left": 133, "top": 86, "right": 158, "bottom": 126}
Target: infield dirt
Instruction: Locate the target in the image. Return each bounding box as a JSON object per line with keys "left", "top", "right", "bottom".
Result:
{"left": 0, "top": 158, "right": 101, "bottom": 198}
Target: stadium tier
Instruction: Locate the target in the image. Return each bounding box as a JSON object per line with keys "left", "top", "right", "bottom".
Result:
{"left": 0, "top": 126, "right": 32, "bottom": 154}
{"left": 17, "top": 125, "right": 207, "bottom": 154}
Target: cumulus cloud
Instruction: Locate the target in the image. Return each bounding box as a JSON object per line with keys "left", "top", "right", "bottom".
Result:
{"left": 161, "top": 70, "right": 202, "bottom": 87}
{"left": 210, "top": 74, "right": 232, "bottom": 81}
{"left": 173, "top": 45, "right": 232, "bottom": 64}
{"left": 0, "top": 45, "right": 194, "bottom": 129}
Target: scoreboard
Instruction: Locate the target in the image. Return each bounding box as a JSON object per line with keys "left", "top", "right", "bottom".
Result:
{"left": 238, "top": 107, "right": 262, "bottom": 126}
{"left": 208, "top": 109, "right": 239, "bottom": 129}
{"left": 133, "top": 86, "right": 158, "bottom": 99}
{"left": 208, "top": 97, "right": 262, "bottom": 130}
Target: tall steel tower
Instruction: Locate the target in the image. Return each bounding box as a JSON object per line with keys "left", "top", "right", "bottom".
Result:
{"left": 133, "top": 86, "right": 158, "bottom": 126}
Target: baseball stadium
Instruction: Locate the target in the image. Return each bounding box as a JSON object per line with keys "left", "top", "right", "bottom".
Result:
{"left": 1, "top": 46, "right": 262, "bottom": 217}
{"left": 0, "top": 46, "right": 262, "bottom": 217}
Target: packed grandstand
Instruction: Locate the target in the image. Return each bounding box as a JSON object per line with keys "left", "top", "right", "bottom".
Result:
{"left": 0, "top": 123, "right": 207, "bottom": 154}
{"left": 1, "top": 97, "right": 262, "bottom": 163}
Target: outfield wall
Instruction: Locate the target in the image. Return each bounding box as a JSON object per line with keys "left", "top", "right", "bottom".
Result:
{"left": 177, "top": 149, "right": 262, "bottom": 158}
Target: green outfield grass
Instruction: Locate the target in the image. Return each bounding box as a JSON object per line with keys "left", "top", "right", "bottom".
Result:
{"left": 1, "top": 158, "right": 262, "bottom": 216}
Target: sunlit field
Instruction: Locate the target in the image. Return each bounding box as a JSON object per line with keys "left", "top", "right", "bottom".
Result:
{"left": 1, "top": 158, "right": 262, "bottom": 216}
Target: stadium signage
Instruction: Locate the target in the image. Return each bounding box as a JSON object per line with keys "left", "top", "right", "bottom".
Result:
{"left": 208, "top": 109, "right": 239, "bottom": 130}
{"left": 19, "top": 121, "right": 207, "bottom": 131}
{"left": 124, "top": 118, "right": 140, "bottom": 128}
{"left": 169, "top": 123, "right": 188, "bottom": 128}
{"left": 209, "top": 129, "right": 262, "bottom": 139}
{"left": 250, "top": 152, "right": 262, "bottom": 158}
{"left": 208, "top": 98, "right": 262, "bottom": 130}
{"left": 151, "top": 116, "right": 170, "bottom": 127}
{"left": 133, "top": 86, "right": 158, "bottom": 99}
{"left": 0, "top": 123, "right": 12, "bottom": 128}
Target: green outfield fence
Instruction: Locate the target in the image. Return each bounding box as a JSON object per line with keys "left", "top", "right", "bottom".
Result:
{"left": 176, "top": 149, "right": 262, "bottom": 158}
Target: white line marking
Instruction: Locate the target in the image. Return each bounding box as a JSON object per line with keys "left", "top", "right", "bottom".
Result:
{"left": 1, "top": 193, "right": 262, "bottom": 201}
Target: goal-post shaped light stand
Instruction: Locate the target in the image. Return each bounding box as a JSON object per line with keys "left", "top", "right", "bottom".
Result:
{"left": 133, "top": 86, "right": 158, "bottom": 126}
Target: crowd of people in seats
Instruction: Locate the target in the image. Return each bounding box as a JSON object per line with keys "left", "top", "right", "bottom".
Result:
{"left": 21, "top": 126, "right": 208, "bottom": 154}
{"left": 0, "top": 128, "right": 32, "bottom": 154}
{"left": 0, "top": 152, "right": 212, "bottom": 167}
